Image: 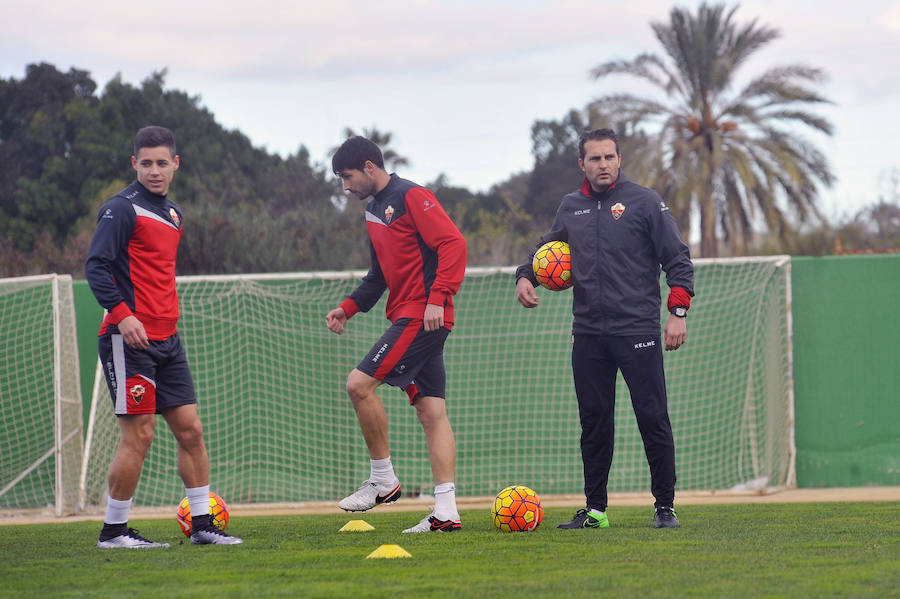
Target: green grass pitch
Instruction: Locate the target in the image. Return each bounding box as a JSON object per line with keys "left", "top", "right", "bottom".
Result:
{"left": 0, "top": 503, "right": 897, "bottom": 598}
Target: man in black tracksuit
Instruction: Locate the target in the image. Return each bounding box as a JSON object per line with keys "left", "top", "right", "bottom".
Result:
{"left": 516, "top": 128, "right": 694, "bottom": 529}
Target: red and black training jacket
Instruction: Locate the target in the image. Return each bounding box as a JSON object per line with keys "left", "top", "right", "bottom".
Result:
{"left": 340, "top": 174, "right": 467, "bottom": 328}
{"left": 85, "top": 181, "right": 183, "bottom": 340}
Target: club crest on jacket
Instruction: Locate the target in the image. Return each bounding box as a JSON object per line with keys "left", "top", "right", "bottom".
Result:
{"left": 611, "top": 202, "right": 625, "bottom": 220}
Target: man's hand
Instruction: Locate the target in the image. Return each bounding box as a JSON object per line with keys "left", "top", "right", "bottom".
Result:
{"left": 325, "top": 307, "right": 348, "bottom": 335}
{"left": 118, "top": 315, "right": 149, "bottom": 350}
{"left": 424, "top": 303, "right": 444, "bottom": 332}
{"left": 664, "top": 313, "right": 687, "bottom": 351}
{"left": 516, "top": 277, "right": 539, "bottom": 308}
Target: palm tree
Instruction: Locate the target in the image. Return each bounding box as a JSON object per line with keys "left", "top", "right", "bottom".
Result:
{"left": 590, "top": 3, "right": 833, "bottom": 256}
{"left": 333, "top": 126, "right": 410, "bottom": 171}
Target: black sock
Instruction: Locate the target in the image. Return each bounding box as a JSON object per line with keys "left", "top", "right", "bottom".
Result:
{"left": 99, "top": 522, "right": 127, "bottom": 541}
{"left": 192, "top": 514, "right": 213, "bottom": 530}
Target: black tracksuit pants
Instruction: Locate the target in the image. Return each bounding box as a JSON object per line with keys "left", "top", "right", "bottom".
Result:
{"left": 571, "top": 334, "right": 676, "bottom": 511}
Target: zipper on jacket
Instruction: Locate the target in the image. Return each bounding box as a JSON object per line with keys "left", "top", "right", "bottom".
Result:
{"left": 596, "top": 197, "right": 605, "bottom": 333}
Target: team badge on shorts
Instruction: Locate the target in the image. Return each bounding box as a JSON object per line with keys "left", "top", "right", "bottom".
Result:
{"left": 611, "top": 202, "right": 625, "bottom": 220}
{"left": 384, "top": 205, "right": 394, "bottom": 224}
{"left": 130, "top": 384, "right": 146, "bottom": 404}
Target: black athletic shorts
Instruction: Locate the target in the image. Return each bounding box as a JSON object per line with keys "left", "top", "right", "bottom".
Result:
{"left": 98, "top": 332, "right": 197, "bottom": 415}
{"left": 356, "top": 318, "right": 451, "bottom": 403}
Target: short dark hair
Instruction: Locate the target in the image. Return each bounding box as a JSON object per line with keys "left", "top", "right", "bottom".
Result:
{"left": 332, "top": 136, "right": 385, "bottom": 174}
{"left": 578, "top": 128, "right": 619, "bottom": 160}
{"left": 134, "top": 126, "right": 176, "bottom": 157}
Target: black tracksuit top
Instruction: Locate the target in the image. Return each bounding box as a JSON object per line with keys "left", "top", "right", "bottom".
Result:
{"left": 516, "top": 172, "right": 694, "bottom": 336}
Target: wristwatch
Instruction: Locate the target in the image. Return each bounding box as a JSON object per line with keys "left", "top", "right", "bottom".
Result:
{"left": 670, "top": 306, "right": 687, "bottom": 318}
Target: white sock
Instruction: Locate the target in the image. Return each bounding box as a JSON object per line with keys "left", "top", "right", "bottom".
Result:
{"left": 186, "top": 485, "right": 211, "bottom": 517}
{"left": 105, "top": 496, "right": 132, "bottom": 525}
{"left": 434, "top": 482, "right": 459, "bottom": 520}
{"left": 370, "top": 457, "right": 397, "bottom": 485}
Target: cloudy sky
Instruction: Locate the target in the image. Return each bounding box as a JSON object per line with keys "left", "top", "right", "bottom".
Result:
{"left": 3, "top": 0, "right": 900, "bottom": 221}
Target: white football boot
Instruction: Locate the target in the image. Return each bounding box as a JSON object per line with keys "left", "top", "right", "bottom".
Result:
{"left": 97, "top": 528, "right": 170, "bottom": 549}
{"left": 402, "top": 509, "right": 461, "bottom": 533}
{"left": 338, "top": 478, "right": 401, "bottom": 512}
{"left": 190, "top": 525, "right": 243, "bottom": 545}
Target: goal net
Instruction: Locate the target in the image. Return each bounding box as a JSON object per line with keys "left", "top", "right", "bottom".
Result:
{"left": 0, "top": 274, "right": 83, "bottom": 515}
{"left": 80, "top": 257, "right": 793, "bottom": 510}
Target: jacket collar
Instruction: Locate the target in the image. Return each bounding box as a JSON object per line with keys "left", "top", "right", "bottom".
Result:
{"left": 373, "top": 173, "right": 399, "bottom": 201}
{"left": 580, "top": 172, "right": 624, "bottom": 198}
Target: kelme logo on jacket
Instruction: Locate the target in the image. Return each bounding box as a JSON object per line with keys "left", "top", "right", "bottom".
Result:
{"left": 611, "top": 202, "right": 625, "bottom": 220}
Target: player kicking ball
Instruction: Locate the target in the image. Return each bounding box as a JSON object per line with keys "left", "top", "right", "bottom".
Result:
{"left": 326, "top": 136, "right": 467, "bottom": 533}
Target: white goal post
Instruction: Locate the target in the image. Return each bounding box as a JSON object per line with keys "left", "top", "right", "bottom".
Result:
{"left": 0, "top": 274, "right": 83, "bottom": 516}
{"left": 77, "top": 257, "right": 794, "bottom": 512}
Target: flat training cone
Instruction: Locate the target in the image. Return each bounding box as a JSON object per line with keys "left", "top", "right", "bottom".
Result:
{"left": 339, "top": 519, "right": 375, "bottom": 532}
{"left": 366, "top": 544, "right": 412, "bottom": 559}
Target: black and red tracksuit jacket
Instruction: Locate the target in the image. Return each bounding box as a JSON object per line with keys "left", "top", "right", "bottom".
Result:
{"left": 340, "top": 174, "right": 467, "bottom": 328}
{"left": 516, "top": 172, "right": 694, "bottom": 336}
{"left": 85, "top": 181, "right": 183, "bottom": 339}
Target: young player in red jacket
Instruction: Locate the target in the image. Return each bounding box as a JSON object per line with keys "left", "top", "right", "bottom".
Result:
{"left": 86, "top": 126, "right": 241, "bottom": 548}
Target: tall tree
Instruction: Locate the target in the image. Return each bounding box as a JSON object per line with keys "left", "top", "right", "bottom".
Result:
{"left": 526, "top": 107, "right": 656, "bottom": 232}
{"left": 0, "top": 64, "right": 350, "bottom": 276}
{"left": 589, "top": 3, "right": 833, "bottom": 256}
{"left": 333, "top": 126, "right": 410, "bottom": 171}
{"left": 0, "top": 63, "right": 102, "bottom": 248}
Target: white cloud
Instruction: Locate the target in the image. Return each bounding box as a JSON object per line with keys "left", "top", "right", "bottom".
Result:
{"left": 2, "top": 0, "right": 899, "bottom": 213}
{"left": 2, "top": 0, "right": 659, "bottom": 79}
{"left": 883, "top": 0, "right": 900, "bottom": 31}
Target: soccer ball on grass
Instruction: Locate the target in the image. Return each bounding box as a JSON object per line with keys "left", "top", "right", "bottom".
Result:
{"left": 491, "top": 485, "right": 543, "bottom": 532}
{"left": 176, "top": 492, "right": 230, "bottom": 536}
